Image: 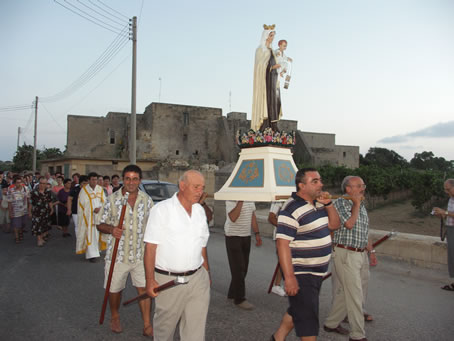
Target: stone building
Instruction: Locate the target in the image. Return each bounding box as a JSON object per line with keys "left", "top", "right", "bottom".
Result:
{"left": 41, "top": 102, "right": 359, "bottom": 190}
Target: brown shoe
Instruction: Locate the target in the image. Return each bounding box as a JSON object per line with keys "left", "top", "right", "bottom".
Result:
{"left": 143, "top": 325, "right": 153, "bottom": 337}
{"left": 110, "top": 317, "right": 122, "bottom": 333}
{"left": 349, "top": 338, "right": 368, "bottom": 341}
{"left": 324, "top": 324, "right": 349, "bottom": 335}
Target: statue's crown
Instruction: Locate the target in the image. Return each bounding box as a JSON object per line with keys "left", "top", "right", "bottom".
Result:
{"left": 263, "top": 24, "right": 275, "bottom": 30}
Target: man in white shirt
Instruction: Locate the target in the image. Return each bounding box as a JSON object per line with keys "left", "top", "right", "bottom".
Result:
{"left": 144, "top": 170, "right": 210, "bottom": 341}
{"left": 224, "top": 201, "right": 262, "bottom": 310}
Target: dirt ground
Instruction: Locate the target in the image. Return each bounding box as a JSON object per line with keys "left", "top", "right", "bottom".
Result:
{"left": 368, "top": 199, "right": 443, "bottom": 237}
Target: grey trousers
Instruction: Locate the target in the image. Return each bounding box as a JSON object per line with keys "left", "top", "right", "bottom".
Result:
{"left": 153, "top": 267, "right": 210, "bottom": 341}
{"left": 447, "top": 225, "right": 454, "bottom": 278}
{"left": 325, "top": 247, "right": 369, "bottom": 340}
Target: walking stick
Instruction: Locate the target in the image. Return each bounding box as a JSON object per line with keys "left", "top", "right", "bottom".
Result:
{"left": 322, "top": 231, "right": 396, "bottom": 281}
{"left": 123, "top": 276, "right": 189, "bottom": 306}
{"left": 267, "top": 262, "right": 281, "bottom": 294}
{"left": 99, "top": 192, "right": 130, "bottom": 325}
{"left": 268, "top": 231, "right": 397, "bottom": 291}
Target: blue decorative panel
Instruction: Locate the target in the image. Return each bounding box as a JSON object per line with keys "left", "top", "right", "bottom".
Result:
{"left": 230, "top": 159, "right": 264, "bottom": 187}
{"left": 273, "top": 159, "right": 295, "bottom": 186}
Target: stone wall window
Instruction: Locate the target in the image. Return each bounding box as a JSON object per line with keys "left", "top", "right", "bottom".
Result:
{"left": 343, "top": 152, "right": 346, "bottom": 158}
{"left": 183, "top": 112, "right": 189, "bottom": 126}
{"left": 176, "top": 150, "right": 179, "bottom": 155}
{"left": 110, "top": 130, "right": 115, "bottom": 144}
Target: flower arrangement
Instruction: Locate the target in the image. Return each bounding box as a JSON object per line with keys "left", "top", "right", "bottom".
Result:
{"left": 236, "top": 128, "right": 296, "bottom": 148}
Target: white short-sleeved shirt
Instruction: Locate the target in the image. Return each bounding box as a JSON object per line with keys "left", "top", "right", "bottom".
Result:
{"left": 269, "top": 201, "right": 284, "bottom": 240}
{"left": 144, "top": 193, "right": 209, "bottom": 272}
{"left": 224, "top": 201, "right": 256, "bottom": 237}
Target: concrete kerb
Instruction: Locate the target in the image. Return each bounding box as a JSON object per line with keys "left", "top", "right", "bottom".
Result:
{"left": 253, "top": 209, "right": 448, "bottom": 271}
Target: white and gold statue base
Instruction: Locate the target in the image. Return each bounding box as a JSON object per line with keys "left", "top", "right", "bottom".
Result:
{"left": 214, "top": 146, "right": 298, "bottom": 202}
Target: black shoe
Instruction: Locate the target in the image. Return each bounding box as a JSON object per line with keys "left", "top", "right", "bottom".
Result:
{"left": 88, "top": 258, "right": 98, "bottom": 263}
{"left": 324, "top": 325, "right": 349, "bottom": 335}
{"left": 62, "top": 233, "right": 71, "bottom": 238}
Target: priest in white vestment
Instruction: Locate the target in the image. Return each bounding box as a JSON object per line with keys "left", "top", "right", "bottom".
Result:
{"left": 76, "top": 172, "right": 106, "bottom": 262}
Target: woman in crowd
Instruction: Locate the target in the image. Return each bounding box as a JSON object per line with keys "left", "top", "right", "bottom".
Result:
{"left": 30, "top": 177, "right": 53, "bottom": 247}
{"left": 57, "top": 178, "right": 72, "bottom": 237}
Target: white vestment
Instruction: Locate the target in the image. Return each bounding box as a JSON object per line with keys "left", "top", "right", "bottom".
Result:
{"left": 76, "top": 184, "right": 106, "bottom": 259}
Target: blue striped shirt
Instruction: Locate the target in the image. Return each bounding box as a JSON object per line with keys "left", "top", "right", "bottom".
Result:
{"left": 276, "top": 192, "right": 332, "bottom": 276}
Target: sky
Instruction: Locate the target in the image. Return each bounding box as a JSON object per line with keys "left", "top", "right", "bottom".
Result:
{"left": 1, "top": 0, "right": 453, "bottom": 163}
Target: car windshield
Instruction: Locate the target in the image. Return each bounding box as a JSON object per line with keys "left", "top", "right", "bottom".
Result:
{"left": 142, "top": 183, "right": 178, "bottom": 202}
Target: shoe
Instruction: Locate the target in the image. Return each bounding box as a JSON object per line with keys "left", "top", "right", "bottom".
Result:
{"left": 143, "top": 325, "right": 153, "bottom": 337}
{"left": 441, "top": 283, "right": 454, "bottom": 291}
{"left": 271, "top": 285, "right": 286, "bottom": 297}
{"left": 364, "top": 313, "right": 374, "bottom": 322}
{"left": 235, "top": 300, "right": 255, "bottom": 310}
{"left": 37, "top": 239, "right": 45, "bottom": 247}
{"left": 349, "top": 338, "right": 367, "bottom": 341}
{"left": 110, "top": 317, "right": 122, "bottom": 333}
{"left": 88, "top": 258, "right": 99, "bottom": 263}
{"left": 62, "top": 233, "right": 71, "bottom": 238}
{"left": 324, "top": 325, "right": 349, "bottom": 335}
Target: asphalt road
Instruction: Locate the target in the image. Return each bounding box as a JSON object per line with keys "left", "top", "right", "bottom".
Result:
{"left": 1, "top": 225, "right": 453, "bottom": 341}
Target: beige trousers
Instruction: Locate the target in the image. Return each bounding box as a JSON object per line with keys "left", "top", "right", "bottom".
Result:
{"left": 325, "top": 247, "right": 369, "bottom": 340}
{"left": 153, "top": 267, "right": 210, "bottom": 341}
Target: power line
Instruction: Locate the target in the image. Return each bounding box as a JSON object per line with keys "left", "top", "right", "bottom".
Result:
{"left": 54, "top": 0, "right": 126, "bottom": 35}
{"left": 0, "top": 104, "right": 33, "bottom": 113}
{"left": 88, "top": 0, "right": 128, "bottom": 23}
{"left": 63, "top": 52, "right": 131, "bottom": 114}
{"left": 75, "top": 0, "right": 126, "bottom": 27}
{"left": 41, "top": 25, "right": 129, "bottom": 102}
{"left": 41, "top": 103, "right": 67, "bottom": 132}
{"left": 138, "top": 0, "right": 145, "bottom": 25}
{"left": 97, "top": 0, "right": 129, "bottom": 20}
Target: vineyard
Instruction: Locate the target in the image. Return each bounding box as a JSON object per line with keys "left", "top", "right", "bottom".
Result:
{"left": 299, "top": 148, "right": 454, "bottom": 213}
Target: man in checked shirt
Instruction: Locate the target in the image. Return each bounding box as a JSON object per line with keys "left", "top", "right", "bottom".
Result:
{"left": 323, "top": 176, "right": 377, "bottom": 341}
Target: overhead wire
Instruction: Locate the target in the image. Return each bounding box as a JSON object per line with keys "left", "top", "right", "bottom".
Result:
{"left": 75, "top": 0, "right": 126, "bottom": 27}
{"left": 41, "top": 24, "right": 129, "bottom": 102}
{"left": 0, "top": 104, "right": 33, "bottom": 113}
{"left": 87, "top": 0, "right": 128, "bottom": 23}
{"left": 97, "top": 0, "right": 129, "bottom": 20}
{"left": 41, "top": 103, "right": 67, "bottom": 132}
{"left": 54, "top": 0, "right": 126, "bottom": 35}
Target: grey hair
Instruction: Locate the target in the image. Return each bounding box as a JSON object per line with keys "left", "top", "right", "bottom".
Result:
{"left": 178, "top": 170, "right": 203, "bottom": 185}
{"left": 341, "top": 175, "right": 356, "bottom": 193}
{"left": 445, "top": 179, "right": 454, "bottom": 187}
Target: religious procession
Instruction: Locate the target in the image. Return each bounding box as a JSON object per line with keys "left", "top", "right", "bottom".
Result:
{"left": 2, "top": 9, "right": 453, "bottom": 341}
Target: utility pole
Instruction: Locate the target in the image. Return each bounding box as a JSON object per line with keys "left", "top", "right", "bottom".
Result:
{"left": 17, "top": 127, "right": 20, "bottom": 149}
{"left": 129, "top": 16, "right": 137, "bottom": 164}
{"left": 33, "top": 96, "right": 38, "bottom": 173}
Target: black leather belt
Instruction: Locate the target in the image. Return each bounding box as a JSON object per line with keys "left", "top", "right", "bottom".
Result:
{"left": 154, "top": 266, "right": 201, "bottom": 277}
{"left": 334, "top": 243, "right": 365, "bottom": 252}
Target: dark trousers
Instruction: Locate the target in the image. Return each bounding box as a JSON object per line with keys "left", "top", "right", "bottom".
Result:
{"left": 225, "top": 235, "right": 251, "bottom": 304}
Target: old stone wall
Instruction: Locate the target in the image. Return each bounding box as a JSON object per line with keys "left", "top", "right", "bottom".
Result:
{"left": 144, "top": 103, "right": 223, "bottom": 163}
{"left": 67, "top": 112, "right": 130, "bottom": 159}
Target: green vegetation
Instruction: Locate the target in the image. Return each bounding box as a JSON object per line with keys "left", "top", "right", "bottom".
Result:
{"left": 299, "top": 147, "right": 454, "bottom": 212}
{"left": 11, "top": 144, "right": 63, "bottom": 172}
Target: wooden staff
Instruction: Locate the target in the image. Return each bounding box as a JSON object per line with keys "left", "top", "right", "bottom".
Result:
{"left": 99, "top": 191, "right": 130, "bottom": 325}
{"left": 267, "top": 262, "right": 281, "bottom": 294}
{"left": 274, "top": 194, "right": 358, "bottom": 201}
{"left": 123, "top": 276, "right": 188, "bottom": 306}
{"left": 322, "top": 231, "right": 396, "bottom": 281}
{"left": 268, "top": 231, "right": 396, "bottom": 292}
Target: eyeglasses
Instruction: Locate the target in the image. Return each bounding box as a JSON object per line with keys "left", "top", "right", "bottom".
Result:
{"left": 348, "top": 184, "right": 366, "bottom": 189}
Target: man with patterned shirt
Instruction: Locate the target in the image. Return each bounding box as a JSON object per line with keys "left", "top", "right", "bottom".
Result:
{"left": 324, "top": 176, "right": 377, "bottom": 341}
{"left": 97, "top": 165, "right": 154, "bottom": 336}
{"left": 433, "top": 178, "right": 454, "bottom": 291}
{"left": 272, "top": 168, "right": 340, "bottom": 341}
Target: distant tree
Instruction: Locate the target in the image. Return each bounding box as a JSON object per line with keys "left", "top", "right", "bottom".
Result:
{"left": 0, "top": 160, "right": 13, "bottom": 172}
{"left": 12, "top": 145, "right": 63, "bottom": 172}
{"left": 361, "top": 147, "right": 408, "bottom": 168}
{"left": 12, "top": 144, "right": 37, "bottom": 172}
{"left": 41, "top": 147, "right": 63, "bottom": 160}
{"left": 410, "top": 151, "right": 452, "bottom": 172}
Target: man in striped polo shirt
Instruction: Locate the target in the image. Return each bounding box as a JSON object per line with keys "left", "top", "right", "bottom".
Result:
{"left": 271, "top": 168, "right": 340, "bottom": 341}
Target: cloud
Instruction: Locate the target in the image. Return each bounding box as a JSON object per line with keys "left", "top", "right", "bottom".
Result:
{"left": 378, "top": 121, "right": 454, "bottom": 144}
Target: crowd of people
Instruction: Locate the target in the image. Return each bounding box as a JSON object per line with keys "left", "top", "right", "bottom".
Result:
{"left": 2, "top": 166, "right": 453, "bottom": 341}
{"left": 0, "top": 170, "right": 124, "bottom": 248}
